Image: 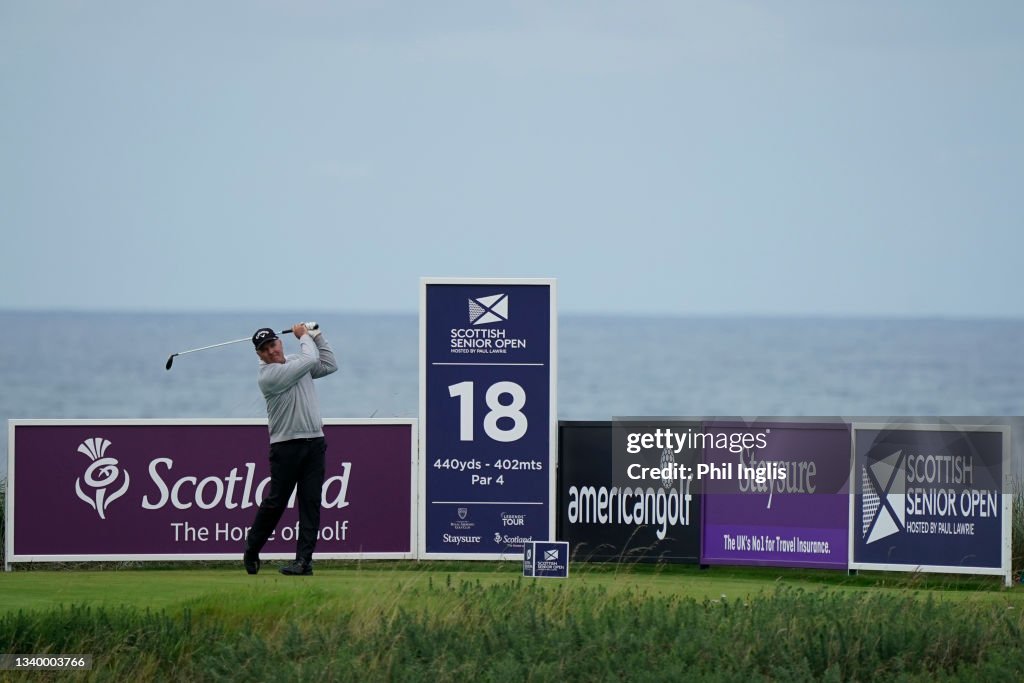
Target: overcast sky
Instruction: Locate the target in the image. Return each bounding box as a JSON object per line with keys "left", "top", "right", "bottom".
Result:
{"left": 2, "top": 2, "right": 1021, "bottom": 317}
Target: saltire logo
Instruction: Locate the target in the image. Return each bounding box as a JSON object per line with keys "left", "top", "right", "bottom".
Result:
{"left": 468, "top": 294, "right": 509, "bottom": 325}
{"left": 862, "top": 449, "right": 906, "bottom": 544}
{"left": 74, "top": 437, "right": 130, "bottom": 520}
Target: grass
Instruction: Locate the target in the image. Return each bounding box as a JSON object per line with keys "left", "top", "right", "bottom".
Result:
{"left": 1014, "top": 480, "right": 1024, "bottom": 580}
{"left": 0, "top": 556, "right": 1010, "bottom": 618}
{"left": 0, "top": 559, "right": 1019, "bottom": 613}
{"left": 2, "top": 481, "right": 1024, "bottom": 679}
{"left": 0, "top": 570, "right": 1023, "bottom": 681}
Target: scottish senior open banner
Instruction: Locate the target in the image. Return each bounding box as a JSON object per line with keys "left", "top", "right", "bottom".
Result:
{"left": 5, "top": 419, "right": 417, "bottom": 568}
{"left": 851, "top": 423, "right": 1011, "bottom": 585}
{"left": 700, "top": 421, "right": 850, "bottom": 569}
{"left": 420, "top": 278, "right": 556, "bottom": 559}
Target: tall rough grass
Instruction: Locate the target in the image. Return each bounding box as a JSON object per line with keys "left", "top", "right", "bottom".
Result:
{"left": 1, "top": 581, "right": 1023, "bottom": 681}
{"left": 1014, "top": 483, "right": 1024, "bottom": 582}
{"left": 0, "top": 478, "right": 1021, "bottom": 679}
{"left": 0, "top": 477, "right": 5, "bottom": 567}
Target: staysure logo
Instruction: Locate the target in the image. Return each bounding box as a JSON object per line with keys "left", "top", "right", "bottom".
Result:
{"left": 443, "top": 534, "right": 481, "bottom": 546}
{"left": 74, "top": 437, "right": 130, "bottom": 520}
{"left": 469, "top": 293, "right": 508, "bottom": 325}
{"left": 862, "top": 449, "right": 906, "bottom": 544}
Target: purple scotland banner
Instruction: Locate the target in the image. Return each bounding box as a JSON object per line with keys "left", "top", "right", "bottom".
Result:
{"left": 6, "top": 419, "right": 416, "bottom": 564}
{"left": 700, "top": 421, "right": 851, "bottom": 569}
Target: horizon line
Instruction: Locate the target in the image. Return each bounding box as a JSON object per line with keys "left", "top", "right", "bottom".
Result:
{"left": 0, "top": 306, "right": 1021, "bottom": 323}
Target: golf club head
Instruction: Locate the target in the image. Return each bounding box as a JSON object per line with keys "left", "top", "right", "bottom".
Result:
{"left": 165, "top": 354, "right": 176, "bottom": 370}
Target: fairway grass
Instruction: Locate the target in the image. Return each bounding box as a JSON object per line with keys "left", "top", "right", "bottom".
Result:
{"left": 1, "top": 561, "right": 1020, "bottom": 615}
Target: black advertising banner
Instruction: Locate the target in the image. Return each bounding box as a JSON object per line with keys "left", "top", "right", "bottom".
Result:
{"left": 558, "top": 421, "right": 701, "bottom": 563}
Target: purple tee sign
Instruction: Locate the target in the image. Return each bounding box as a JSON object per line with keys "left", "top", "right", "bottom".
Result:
{"left": 419, "top": 278, "right": 557, "bottom": 560}
{"left": 700, "top": 422, "right": 851, "bottom": 569}
{"left": 5, "top": 419, "right": 416, "bottom": 567}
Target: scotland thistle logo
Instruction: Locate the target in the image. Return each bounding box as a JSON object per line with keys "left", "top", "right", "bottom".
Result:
{"left": 74, "top": 437, "right": 130, "bottom": 519}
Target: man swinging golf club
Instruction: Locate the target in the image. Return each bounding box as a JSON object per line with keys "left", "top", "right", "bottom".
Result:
{"left": 244, "top": 322, "right": 337, "bottom": 576}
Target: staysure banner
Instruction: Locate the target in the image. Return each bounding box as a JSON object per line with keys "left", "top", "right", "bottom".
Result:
{"left": 420, "top": 278, "right": 557, "bottom": 559}
{"left": 5, "top": 419, "right": 417, "bottom": 568}
{"left": 850, "top": 423, "right": 1011, "bottom": 585}
{"left": 700, "top": 421, "right": 851, "bottom": 569}
{"left": 559, "top": 421, "right": 701, "bottom": 563}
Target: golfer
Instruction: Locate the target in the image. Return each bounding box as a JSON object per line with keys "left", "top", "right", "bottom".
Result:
{"left": 244, "top": 322, "right": 337, "bottom": 576}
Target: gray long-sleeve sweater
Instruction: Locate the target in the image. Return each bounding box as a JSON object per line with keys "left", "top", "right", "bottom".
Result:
{"left": 257, "top": 334, "right": 338, "bottom": 444}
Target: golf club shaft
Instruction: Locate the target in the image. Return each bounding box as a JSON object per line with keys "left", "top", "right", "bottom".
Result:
{"left": 173, "top": 336, "right": 257, "bottom": 357}
{"left": 166, "top": 324, "right": 318, "bottom": 369}
{"left": 178, "top": 328, "right": 298, "bottom": 356}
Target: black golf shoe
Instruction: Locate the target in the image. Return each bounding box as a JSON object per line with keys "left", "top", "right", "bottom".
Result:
{"left": 243, "top": 550, "right": 261, "bottom": 575}
{"left": 279, "top": 560, "right": 313, "bottom": 576}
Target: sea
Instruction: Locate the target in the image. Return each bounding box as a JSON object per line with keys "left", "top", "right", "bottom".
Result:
{"left": 2, "top": 310, "right": 1023, "bottom": 479}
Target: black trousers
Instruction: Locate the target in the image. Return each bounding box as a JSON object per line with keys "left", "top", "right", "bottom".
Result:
{"left": 246, "top": 437, "right": 326, "bottom": 563}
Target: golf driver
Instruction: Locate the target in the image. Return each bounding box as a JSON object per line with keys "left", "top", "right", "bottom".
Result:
{"left": 165, "top": 323, "right": 319, "bottom": 370}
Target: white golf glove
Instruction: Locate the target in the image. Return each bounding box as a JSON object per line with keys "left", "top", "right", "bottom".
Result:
{"left": 304, "top": 321, "right": 321, "bottom": 338}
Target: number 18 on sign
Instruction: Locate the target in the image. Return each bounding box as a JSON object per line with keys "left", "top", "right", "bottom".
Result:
{"left": 419, "top": 278, "right": 557, "bottom": 559}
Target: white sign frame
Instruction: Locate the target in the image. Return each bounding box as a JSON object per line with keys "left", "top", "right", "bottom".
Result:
{"left": 5, "top": 418, "right": 418, "bottom": 570}
{"left": 848, "top": 422, "right": 1012, "bottom": 587}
